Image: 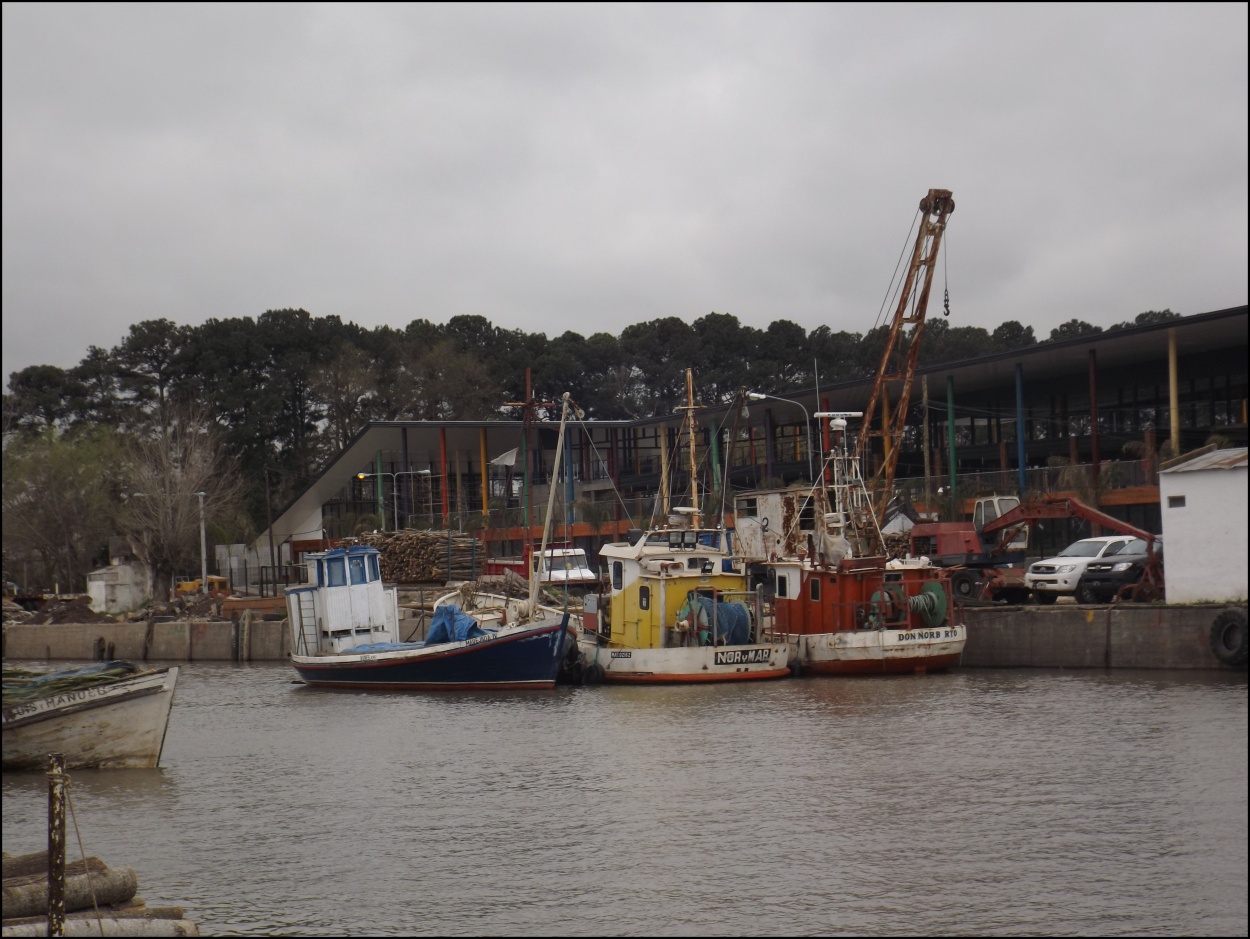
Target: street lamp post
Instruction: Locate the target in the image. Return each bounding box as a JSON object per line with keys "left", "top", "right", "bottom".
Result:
{"left": 747, "top": 392, "right": 814, "bottom": 483}
{"left": 195, "top": 491, "right": 207, "bottom": 594}
{"left": 356, "top": 471, "right": 432, "bottom": 531}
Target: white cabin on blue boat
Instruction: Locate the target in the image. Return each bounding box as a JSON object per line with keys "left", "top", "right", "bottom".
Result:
{"left": 286, "top": 546, "right": 400, "bottom": 655}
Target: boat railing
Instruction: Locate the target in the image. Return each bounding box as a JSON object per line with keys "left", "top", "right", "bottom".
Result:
{"left": 693, "top": 586, "right": 777, "bottom": 645}
{"left": 769, "top": 580, "right": 956, "bottom": 634}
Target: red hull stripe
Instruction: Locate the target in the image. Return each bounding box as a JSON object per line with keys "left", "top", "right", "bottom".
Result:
{"left": 802, "top": 653, "right": 961, "bottom": 675}
{"left": 601, "top": 668, "right": 791, "bottom": 684}
{"left": 299, "top": 680, "right": 556, "bottom": 691}
{"left": 295, "top": 623, "right": 565, "bottom": 673}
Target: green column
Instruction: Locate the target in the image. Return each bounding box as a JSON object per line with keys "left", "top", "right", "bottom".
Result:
{"left": 375, "top": 449, "right": 386, "bottom": 530}
{"left": 946, "top": 377, "right": 957, "bottom": 519}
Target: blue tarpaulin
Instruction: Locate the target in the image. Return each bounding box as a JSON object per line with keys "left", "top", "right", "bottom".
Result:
{"left": 680, "top": 594, "right": 751, "bottom": 646}
{"left": 425, "top": 605, "right": 491, "bottom": 645}
{"left": 346, "top": 642, "right": 425, "bottom": 653}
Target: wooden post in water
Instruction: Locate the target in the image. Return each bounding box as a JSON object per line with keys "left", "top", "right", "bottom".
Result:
{"left": 47, "top": 753, "right": 67, "bottom": 937}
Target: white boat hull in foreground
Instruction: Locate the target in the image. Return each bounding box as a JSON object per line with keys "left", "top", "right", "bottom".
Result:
{"left": 2, "top": 667, "right": 179, "bottom": 771}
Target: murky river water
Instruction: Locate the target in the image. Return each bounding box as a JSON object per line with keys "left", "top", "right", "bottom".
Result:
{"left": 3, "top": 663, "right": 1246, "bottom": 937}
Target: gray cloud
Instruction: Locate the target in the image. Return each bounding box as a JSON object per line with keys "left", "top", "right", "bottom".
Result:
{"left": 4, "top": 3, "right": 1246, "bottom": 382}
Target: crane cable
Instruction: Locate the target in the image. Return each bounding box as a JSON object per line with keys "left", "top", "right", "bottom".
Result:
{"left": 943, "top": 227, "right": 952, "bottom": 317}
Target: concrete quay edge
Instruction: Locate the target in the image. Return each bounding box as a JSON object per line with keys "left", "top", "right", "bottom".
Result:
{"left": 2, "top": 605, "right": 1245, "bottom": 670}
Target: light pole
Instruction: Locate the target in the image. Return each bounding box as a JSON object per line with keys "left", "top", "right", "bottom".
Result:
{"left": 356, "top": 471, "right": 431, "bottom": 531}
{"left": 195, "top": 491, "right": 207, "bottom": 594}
{"left": 748, "top": 392, "right": 814, "bottom": 483}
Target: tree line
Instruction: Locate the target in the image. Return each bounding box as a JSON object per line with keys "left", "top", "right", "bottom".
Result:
{"left": 1, "top": 307, "right": 1177, "bottom": 593}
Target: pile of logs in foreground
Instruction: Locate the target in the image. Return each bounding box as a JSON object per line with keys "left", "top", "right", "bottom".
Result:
{"left": 1, "top": 850, "right": 198, "bottom": 937}
{"left": 342, "top": 529, "right": 481, "bottom": 584}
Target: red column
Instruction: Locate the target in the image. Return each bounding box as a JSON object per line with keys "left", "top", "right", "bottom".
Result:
{"left": 1088, "top": 349, "right": 1100, "bottom": 488}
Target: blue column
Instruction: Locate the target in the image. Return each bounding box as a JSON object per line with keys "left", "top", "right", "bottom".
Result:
{"left": 1015, "top": 363, "right": 1027, "bottom": 494}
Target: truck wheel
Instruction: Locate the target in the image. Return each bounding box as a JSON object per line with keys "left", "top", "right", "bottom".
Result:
{"left": 1210, "top": 608, "right": 1248, "bottom": 668}
{"left": 1075, "top": 582, "right": 1100, "bottom": 605}
{"left": 949, "top": 571, "right": 978, "bottom": 600}
{"left": 1033, "top": 591, "right": 1057, "bottom": 606}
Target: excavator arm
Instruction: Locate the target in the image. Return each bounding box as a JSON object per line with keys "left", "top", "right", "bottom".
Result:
{"left": 981, "top": 495, "right": 1157, "bottom": 555}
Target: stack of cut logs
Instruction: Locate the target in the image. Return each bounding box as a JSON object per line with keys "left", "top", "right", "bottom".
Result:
{"left": 342, "top": 529, "right": 482, "bottom": 584}
{"left": 883, "top": 531, "right": 911, "bottom": 560}
{"left": 1, "top": 849, "right": 198, "bottom": 936}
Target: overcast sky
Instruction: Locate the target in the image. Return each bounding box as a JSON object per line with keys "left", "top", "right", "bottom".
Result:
{"left": 3, "top": 3, "right": 1246, "bottom": 385}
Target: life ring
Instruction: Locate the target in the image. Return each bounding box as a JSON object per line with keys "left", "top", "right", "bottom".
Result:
{"left": 1209, "top": 608, "right": 1248, "bottom": 668}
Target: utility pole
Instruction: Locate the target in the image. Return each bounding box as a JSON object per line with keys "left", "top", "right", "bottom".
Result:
{"left": 265, "top": 469, "right": 277, "bottom": 575}
{"left": 196, "top": 491, "right": 207, "bottom": 594}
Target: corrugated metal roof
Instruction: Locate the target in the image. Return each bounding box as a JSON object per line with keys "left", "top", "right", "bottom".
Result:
{"left": 1160, "top": 447, "right": 1248, "bottom": 473}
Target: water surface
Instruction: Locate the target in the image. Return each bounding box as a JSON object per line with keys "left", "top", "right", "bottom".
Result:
{"left": 3, "top": 663, "right": 1246, "bottom": 936}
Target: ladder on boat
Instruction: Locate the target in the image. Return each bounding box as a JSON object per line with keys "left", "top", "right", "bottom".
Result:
{"left": 292, "top": 590, "right": 318, "bottom": 655}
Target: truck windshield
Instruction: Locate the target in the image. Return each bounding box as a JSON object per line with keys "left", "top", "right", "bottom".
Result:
{"left": 1058, "top": 539, "right": 1117, "bottom": 558}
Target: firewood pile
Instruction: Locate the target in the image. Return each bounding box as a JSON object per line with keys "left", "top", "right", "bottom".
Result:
{"left": 342, "top": 529, "right": 483, "bottom": 584}
{"left": 2, "top": 849, "right": 199, "bottom": 935}
{"left": 884, "top": 531, "right": 911, "bottom": 560}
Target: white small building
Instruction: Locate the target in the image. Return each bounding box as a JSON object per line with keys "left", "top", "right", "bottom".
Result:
{"left": 1158, "top": 447, "right": 1248, "bottom": 604}
{"left": 86, "top": 560, "right": 149, "bottom": 614}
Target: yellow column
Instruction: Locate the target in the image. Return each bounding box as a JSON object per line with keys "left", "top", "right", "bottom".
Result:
{"left": 1168, "top": 328, "right": 1180, "bottom": 454}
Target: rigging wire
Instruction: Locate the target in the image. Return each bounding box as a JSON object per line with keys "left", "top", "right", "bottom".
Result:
{"left": 872, "top": 207, "right": 921, "bottom": 335}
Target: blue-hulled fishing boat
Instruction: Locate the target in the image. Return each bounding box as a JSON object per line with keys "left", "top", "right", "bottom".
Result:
{"left": 286, "top": 545, "right": 572, "bottom": 690}
{"left": 286, "top": 392, "right": 583, "bottom": 691}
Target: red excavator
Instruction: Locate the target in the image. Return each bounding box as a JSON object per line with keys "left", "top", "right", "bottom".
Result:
{"left": 981, "top": 495, "right": 1164, "bottom": 603}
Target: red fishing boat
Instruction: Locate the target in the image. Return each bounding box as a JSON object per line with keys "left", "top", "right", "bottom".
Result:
{"left": 737, "top": 414, "right": 965, "bottom": 675}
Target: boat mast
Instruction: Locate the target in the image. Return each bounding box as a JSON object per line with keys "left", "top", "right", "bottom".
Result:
{"left": 681, "top": 369, "right": 700, "bottom": 527}
{"left": 530, "top": 393, "right": 573, "bottom": 613}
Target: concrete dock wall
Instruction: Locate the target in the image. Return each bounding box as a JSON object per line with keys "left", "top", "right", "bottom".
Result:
{"left": 2, "top": 618, "right": 290, "bottom": 663}
{"left": 2, "top": 605, "right": 1244, "bottom": 669}
{"left": 962, "top": 604, "right": 1241, "bottom": 670}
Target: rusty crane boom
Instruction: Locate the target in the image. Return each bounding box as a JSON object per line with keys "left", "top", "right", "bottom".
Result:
{"left": 853, "top": 187, "right": 955, "bottom": 526}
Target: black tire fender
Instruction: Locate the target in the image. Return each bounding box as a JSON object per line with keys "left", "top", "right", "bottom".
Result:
{"left": 1210, "top": 608, "right": 1248, "bottom": 668}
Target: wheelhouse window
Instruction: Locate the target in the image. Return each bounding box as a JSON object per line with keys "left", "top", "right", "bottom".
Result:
{"left": 809, "top": 578, "right": 820, "bottom": 601}
{"left": 368, "top": 554, "right": 380, "bottom": 582}
{"left": 349, "top": 555, "right": 367, "bottom": 585}
{"left": 612, "top": 561, "right": 623, "bottom": 590}
{"left": 776, "top": 573, "right": 788, "bottom": 598}
{"left": 325, "top": 557, "right": 347, "bottom": 587}
{"left": 639, "top": 586, "right": 650, "bottom": 610}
